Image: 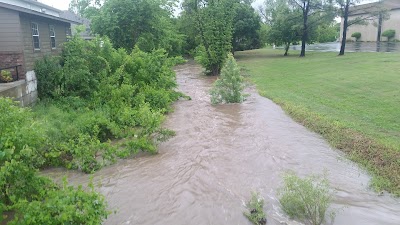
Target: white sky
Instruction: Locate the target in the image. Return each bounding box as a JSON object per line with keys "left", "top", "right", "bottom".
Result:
{"left": 37, "top": 0, "right": 377, "bottom": 12}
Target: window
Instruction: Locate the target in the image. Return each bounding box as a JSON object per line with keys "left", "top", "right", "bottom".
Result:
{"left": 49, "top": 25, "right": 56, "bottom": 49}
{"left": 31, "top": 22, "right": 40, "bottom": 50}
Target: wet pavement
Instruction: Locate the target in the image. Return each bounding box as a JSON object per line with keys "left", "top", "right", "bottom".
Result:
{"left": 44, "top": 62, "right": 400, "bottom": 225}
{"left": 277, "top": 42, "right": 400, "bottom": 53}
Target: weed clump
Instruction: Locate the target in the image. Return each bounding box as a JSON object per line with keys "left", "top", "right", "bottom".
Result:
{"left": 210, "top": 53, "right": 245, "bottom": 104}
{"left": 278, "top": 172, "right": 337, "bottom": 225}
{"left": 244, "top": 192, "right": 267, "bottom": 225}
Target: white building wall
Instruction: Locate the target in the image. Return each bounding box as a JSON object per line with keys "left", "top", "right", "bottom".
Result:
{"left": 381, "top": 9, "right": 400, "bottom": 41}
{"left": 341, "top": 9, "right": 400, "bottom": 42}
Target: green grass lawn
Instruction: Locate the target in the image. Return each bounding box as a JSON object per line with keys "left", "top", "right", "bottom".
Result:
{"left": 235, "top": 48, "right": 400, "bottom": 195}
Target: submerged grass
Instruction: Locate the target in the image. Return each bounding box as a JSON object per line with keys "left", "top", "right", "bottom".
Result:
{"left": 236, "top": 48, "right": 400, "bottom": 196}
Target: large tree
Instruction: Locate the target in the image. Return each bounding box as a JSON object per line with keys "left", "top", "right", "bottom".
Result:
{"left": 90, "top": 0, "right": 183, "bottom": 55}
{"left": 262, "top": 0, "right": 303, "bottom": 56}
{"left": 232, "top": 2, "right": 264, "bottom": 52}
{"left": 185, "top": 0, "right": 235, "bottom": 75}
{"left": 337, "top": 0, "right": 389, "bottom": 56}
{"left": 288, "top": 0, "right": 334, "bottom": 57}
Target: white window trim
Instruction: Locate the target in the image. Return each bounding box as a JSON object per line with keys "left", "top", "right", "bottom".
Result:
{"left": 49, "top": 25, "right": 56, "bottom": 49}
{"left": 31, "top": 22, "right": 40, "bottom": 50}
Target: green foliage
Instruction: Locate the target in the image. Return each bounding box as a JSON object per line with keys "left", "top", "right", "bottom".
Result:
{"left": 263, "top": 0, "right": 302, "bottom": 56}
{"left": 232, "top": 2, "right": 263, "bottom": 51}
{"left": 0, "top": 70, "right": 12, "bottom": 82}
{"left": 193, "top": 0, "right": 234, "bottom": 75}
{"left": 91, "top": 0, "right": 184, "bottom": 56}
{"left": 0, "top": 98, "right": 108, "bottom": 224}
{"left": 316, "top": 23, "right": 339, "bottom": 43}
{"left": 9, "top": 179, "right": 108, "bottom": 225}
{"left": 34, "top": 56, "right": 62, "bottom": 99}
{"left": 382, "top": 29, "right": 396, "bottom": 41}
{"left": 278, "top": 172, "right": 337, "bottom": 225}
{"left": 244, "top": 192, "right": 267, "bottom": 225}
{"left": 351, "top": 32, "right": 361, "bottom": 41}
{"left": 210, "top": 53, "right": 245, "bottom": 104}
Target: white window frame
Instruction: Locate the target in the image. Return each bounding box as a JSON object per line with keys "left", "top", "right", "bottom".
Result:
{"left": 49, "top": 25, "right": 56, "bottom": 49}
{"left": 31, "top": 22, "right": 40, "bottom": 50}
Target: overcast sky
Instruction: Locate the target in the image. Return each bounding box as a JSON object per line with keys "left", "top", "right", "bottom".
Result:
{"left": 37, "top": 0, "right": 266, "bottom": 13}
{"left": 38, "top": 0, "right": 377, "bottom": 12}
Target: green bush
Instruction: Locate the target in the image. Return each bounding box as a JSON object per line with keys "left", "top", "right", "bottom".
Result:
{"left": 0, "top": 98, "right": 108, "bottom": 224}
{"left": 278, "top": 172, "right": 337, "bottom": 225}
{"left": 34, "top": 56, "right": 62, "bottom": 99}
{"left": 244, "top": 192, "right": 267, "bottom": 225}
{"left": 9, "top": 179, "right": 108, "bottom": 225}
{"left": 351, "top": 32, "right": 361, "bottom": 41}
{"left": 382, "top": 29, "right": 396, "bottom": 41}
{"left": 210, "top": 53, "right": 245, "bottom": 104}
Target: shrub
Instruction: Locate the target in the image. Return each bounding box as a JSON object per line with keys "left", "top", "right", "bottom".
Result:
{"left": 351, "top": 32, "right": 361, "bottom": 41}
{"left": 9, "top": 179, "right": 109, "bottom": 225}
{"left": 0, "top": 70, "right": 13, "bottom": 82}
{"left": 210, "top": 53, "right": 245, "bottom": 104}
{"left": 278, "top": 172, "right": 337, "bottom": 225}
{"left": 382, "top": 29, "right": 396, "bottom": 41}
{"left": 244, "top": 192, "right": 267, "bottom": 225}
{"left": 34, "top": 56, "right": 62, "bottom": 99}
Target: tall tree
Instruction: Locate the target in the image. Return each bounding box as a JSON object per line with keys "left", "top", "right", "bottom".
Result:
{"left": 187, "top": 0, "right": 235, "bottom": 75}
{"left": 288, "top": 0, "right": 334, "bottom": 57}
{"left": 232, "top": 2, "right": 264, "bottom": 52}
{"left": 337, "top": 0, "right": 388, "bottom": 56}
{"left": 68, "top": 0, "right": 101, "bottom": 17}
{"left": 90, "top": 0, "right": 184, "bottom": 55}
{"left": 262, "top": 0, "right": 303, "bottom": 56}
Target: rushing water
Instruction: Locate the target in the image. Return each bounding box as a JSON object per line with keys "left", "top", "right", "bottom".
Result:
{"left": 44, "top": 62, "right": 400, "bottom": 225}
{"left": 276, "top": 42, "right": 400, "bottom": 53}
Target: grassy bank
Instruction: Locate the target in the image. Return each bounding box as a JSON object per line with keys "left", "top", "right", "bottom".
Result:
{"left": 235, "top": 48, "right": 400, "bottom": 196}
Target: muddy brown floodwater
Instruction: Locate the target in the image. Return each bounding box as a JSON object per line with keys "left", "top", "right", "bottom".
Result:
{"left": 44, "top": 62, "right": 400, "bottom": 225}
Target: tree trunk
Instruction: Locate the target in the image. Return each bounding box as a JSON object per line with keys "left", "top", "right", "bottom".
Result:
{"left": 284, "top": 43, "right": 290, "bottom": 56}
{"left": 377, "top": 13, "right": 383, "bottom": 42}
{"left": 300, "top": 1, "right": 309, "bottom": 57}
{"left": 339, "top": 3, "right": 349, "bottom": 56}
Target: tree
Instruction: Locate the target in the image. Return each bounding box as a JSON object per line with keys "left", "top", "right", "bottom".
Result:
{"left": 288, "top": 0, "right": 334, "bottom": 57}
{"left": 315, "top": 22, "right": 339, "bottom": 43}
{"left": 209, "top": 53, "right": 245, "bottom": 104}
{"left": 262, "top": 0, "right": 303, "bottom": 56}
{"left": 188, "top": 0, "right": 235, "bottom": 75}
{"left": 91, "top": 0, "right": 184, "bottom": 55}
{"left": 68, "top": 0, "right": 101, "bottom": 18}
{"left": 337, "top": 0, "right": 389, "bottom": 55}
{"left": 232, "top": 2, "right": 264, "bottom": 52}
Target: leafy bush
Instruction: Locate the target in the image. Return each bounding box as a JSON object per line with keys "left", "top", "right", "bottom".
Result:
{"left": 244, "top": 192, "right": 267, "bottom": 225}
{"left": 278, "top": 172, "right": 337, "bottom": 225}
{"left": 210, "top": 53, "right": 245, "bottom": 104}
{"left": 0, "top": 98, "right": 108, "bottom": 224}
{"left": 9, "top": 179, "right": 108, "bottom": 225}
{"left": 382, "top": 29, "right": 396, "bottom": 41}
{"left": 0, "top": 70, "right": 13, "bottom": 82}
{"left": 34, "top": 56, "right": 62, "bottom": 99}
{"left": 351, "top": 32, "right": 361, "bottom": 41}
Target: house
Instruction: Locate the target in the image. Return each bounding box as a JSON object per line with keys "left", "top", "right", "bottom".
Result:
{"left": 340, "top": 0, "right": 400, "bottom": 42}
{"left": 0, "top": 0, "right": 79, "bottom": 81}
{"left": 60, "top": 10, "right": 94, "bottom": 41}
{"left": 0, "top": 0, "right": 79, "bottom": 105}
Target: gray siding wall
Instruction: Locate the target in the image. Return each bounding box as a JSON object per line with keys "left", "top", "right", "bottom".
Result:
{"left": 0, "top": 7, "right": 23, "bottom": 52}
{"left": 20, "top": 13, "right": 69, "bottom": 71}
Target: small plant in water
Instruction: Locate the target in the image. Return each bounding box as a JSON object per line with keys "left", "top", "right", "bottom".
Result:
{"left": 278, "top": 172, "right": 337, "bottom": 225}
{"left": 210, "top": 53, "right": 245, "bottom": 104}
{"left": 244, "top": 192, "right": 267, "bottom": 225}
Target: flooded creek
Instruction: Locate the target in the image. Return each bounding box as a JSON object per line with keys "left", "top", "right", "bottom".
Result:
{"left": 44, "top": 62, "right": 400, "bottom": 225}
